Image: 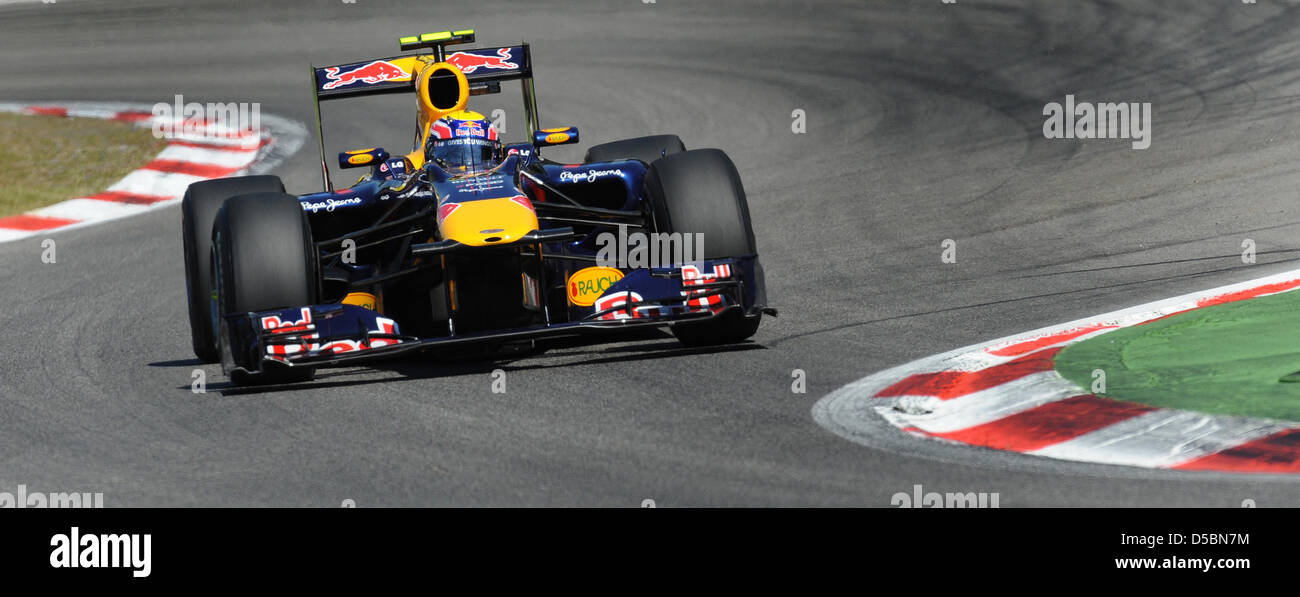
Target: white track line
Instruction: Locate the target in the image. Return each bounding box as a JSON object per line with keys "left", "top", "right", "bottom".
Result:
{"left": 106, "top": 169, "right": 209, "bottom": 198}
{"left": 31, "top": 198, "right": 152, "bottom": 221}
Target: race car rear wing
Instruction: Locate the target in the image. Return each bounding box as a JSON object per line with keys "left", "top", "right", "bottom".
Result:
{"left": 308, "top": 29, "right": 540, "bottom": 190}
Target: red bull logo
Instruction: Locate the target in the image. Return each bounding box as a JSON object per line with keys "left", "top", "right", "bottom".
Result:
{"left": 446, "top": 48, "right": 518, "bottom": 74}
{"left": 321, "top": 60, "right": 408, "bottom": 90}
{"left": 261, "top": 308, "right": 314, "bottom": 333}
{"left": 455, "top": 120, "right": 486, "bottom": 137}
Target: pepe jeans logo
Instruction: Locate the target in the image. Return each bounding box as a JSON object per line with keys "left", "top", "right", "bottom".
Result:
{"left": 559, "top": 168, "right": 623, "bottom": 183}
{"left": 301, "top": 197, "right": 362, "bottom": 213}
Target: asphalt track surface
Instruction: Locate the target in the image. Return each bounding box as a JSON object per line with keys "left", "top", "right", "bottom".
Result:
{"left": 2, "top": 0, "right": 1300, "bottom": 506}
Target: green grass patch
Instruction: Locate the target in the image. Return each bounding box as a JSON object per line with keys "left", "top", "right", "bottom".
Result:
{"left": 0, "top": 112, "right": 166, "bottom": 218}
{"left": 1056, "top": 289, "right": 1300, "bottom": 422}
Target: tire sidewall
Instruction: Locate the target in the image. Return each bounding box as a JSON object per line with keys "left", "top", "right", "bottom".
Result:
{"left": 212, "top": 192, "right": 318, "bottom": 384}
{"left": 644, "top": 148, "right": 756, "bottom": 258}
{"left": 181, "top": 175, "right": 284, "bottom": 362}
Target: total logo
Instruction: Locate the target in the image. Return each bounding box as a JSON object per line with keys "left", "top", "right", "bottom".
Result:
{"left": 567, "top": 266, "right": 625, "bottom": 306}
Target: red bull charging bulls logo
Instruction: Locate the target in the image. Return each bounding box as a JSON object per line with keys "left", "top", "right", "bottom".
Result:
{"left": 446, "top": 48, "right": 518, "bottom": 73}
{"left": 321, "top": 60, "right": 407, "bottom": 90}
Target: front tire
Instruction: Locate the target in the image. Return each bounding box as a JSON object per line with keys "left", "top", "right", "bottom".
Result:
{"left": 182, "top": 175, "right": 285, "bottom": 362}
{"left": 212, "top": 192, "right": 318, "bottom": 385}
{"left": 643, "top": 149, "right": 761, "bottom": 346}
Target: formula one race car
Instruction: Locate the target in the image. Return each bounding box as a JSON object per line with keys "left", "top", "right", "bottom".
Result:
{"left": 181, "top": 29, "right": 773, "bottom": 385}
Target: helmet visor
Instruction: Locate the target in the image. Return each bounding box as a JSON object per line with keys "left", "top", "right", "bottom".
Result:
{"left": 429, "top": 137, "right": 497, "bottom": 172}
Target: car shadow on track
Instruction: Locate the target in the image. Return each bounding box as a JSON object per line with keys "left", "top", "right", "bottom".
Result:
{"left": 149, "top": 358, "right": 206, "bottom": 368}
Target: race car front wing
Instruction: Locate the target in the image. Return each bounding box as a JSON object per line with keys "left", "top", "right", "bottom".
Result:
{"left": 221, "top": 256, "right": 773, "bottom": 375}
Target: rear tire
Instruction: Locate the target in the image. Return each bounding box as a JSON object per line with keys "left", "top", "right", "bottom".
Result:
{"left": 584, "top": 134, "right": 684, "bottom": 165}
{"left": 643, "top": 149, "right": 761, "bottom": 346}
{"left": 212, "top": 192, "right": 318, "bottom": 385}
{"left": 182, "top": 175, "right": 284, "bottom": 362}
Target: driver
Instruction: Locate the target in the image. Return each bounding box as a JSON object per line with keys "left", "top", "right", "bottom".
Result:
{"left": 424, "top": 110, "right": 502, "bottom": 174}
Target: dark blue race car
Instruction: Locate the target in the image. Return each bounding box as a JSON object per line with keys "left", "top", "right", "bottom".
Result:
{"left": 180, "top": 29, "right": 774, "bottom": 385}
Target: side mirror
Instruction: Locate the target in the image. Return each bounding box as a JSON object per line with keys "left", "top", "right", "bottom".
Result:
{"left": 338, "top": 147, "right": 389, "bottom": 169}
{"left": 533, "top": 127, "right": 579, "bottom": 148}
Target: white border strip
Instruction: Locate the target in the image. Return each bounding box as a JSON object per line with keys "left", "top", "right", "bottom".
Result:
{"left": 0, "top": 101, "right": 306, "bottom": 243}
{"left": 813, "top": 268, "right": 1300, "bottom": 471}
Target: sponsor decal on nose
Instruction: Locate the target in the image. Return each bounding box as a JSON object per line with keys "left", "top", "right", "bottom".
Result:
{"left": 438, "top": 202, "right": 461, "bottom": 222}
{"left": 567, "top": 266, "right": 625, "bottom": 306}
